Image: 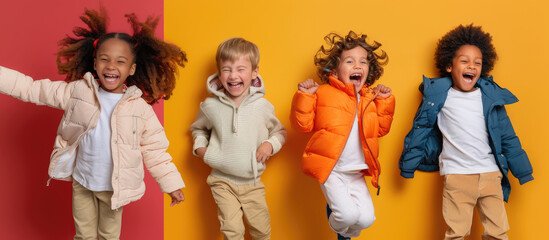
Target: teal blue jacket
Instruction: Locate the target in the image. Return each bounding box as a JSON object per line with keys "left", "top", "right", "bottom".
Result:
{"left": 399, "top": 76, "right": 533, "bottom": 202}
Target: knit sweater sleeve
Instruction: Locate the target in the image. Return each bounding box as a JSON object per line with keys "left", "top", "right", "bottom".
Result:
{"left": 189, "top": 103, "right": 212, "bottom": 156}
{"left": 261, "top": 100, "right": 287, "bottom": 155}
{"left": 0, "top": 66, "right": 74, "bottom": 110}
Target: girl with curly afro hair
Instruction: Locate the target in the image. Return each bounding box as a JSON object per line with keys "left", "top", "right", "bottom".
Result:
{"left": 290, "top": 31, "right": 395, "bottom": 239}
{"left": 0, "top": 7, "right": 187, "bottom": 239}
{"left": 399, "top": 24, "right": 533, "bottom": 240}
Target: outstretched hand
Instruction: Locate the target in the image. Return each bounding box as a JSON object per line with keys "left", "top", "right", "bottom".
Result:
{"left": 372, "top": 84, "right": 392, "bottom": 99}
{"left": 169, "top": 189, "right": 185, "bottom": 207}
{"left": 298, "top": 79, "right": 320, "bottom": 94}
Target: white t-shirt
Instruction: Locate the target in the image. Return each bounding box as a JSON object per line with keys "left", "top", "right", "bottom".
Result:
{"left": 73, "top": 88, "right": 123, "bottom": 191}
{"left": 437, "top": 87, "right": 499, "bottom": 175}
{"left": 333, "top": 96, "right": 369, "bottom": 172}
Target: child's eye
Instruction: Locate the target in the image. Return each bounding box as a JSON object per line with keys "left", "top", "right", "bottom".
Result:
{"left": 118, "top": 61, "right": 126, "bottom": 64}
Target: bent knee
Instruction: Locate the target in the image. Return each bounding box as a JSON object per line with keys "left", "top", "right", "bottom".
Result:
{"left": 332, "top": 209, "right": 361, "bottom": 227}
{"left": 356, "top": 213, "right": 375, "bottom": 229}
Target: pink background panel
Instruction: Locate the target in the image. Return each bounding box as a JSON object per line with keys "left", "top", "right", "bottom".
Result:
{"left": 0, "top": 0, "right": 165, "bottom": 239}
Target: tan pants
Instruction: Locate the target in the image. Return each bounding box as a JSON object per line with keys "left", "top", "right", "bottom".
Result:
{"left": 443, "top": 171, "right": 509, "bottom": 240}
{"left": 72, "top": 181, "right": 123, "bottom": 240}
{"left": 207, "top": 175, "right": 271, "bottom": 240}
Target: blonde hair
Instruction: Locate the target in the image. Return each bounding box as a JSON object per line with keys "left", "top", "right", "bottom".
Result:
{"left": 216, "top": 37, "right": 259, "bottom": 71}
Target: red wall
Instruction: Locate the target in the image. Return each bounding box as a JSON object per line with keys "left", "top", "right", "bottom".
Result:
{"left": 0, "top": 0, "right": 165, "bottom": 239}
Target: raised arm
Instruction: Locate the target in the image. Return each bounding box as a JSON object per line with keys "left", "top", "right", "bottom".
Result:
{"left": 290, "top": 79, "right": 319, "bottom": 133}
{"left": 0, "top": 66, "right": 75, "bottom": 110}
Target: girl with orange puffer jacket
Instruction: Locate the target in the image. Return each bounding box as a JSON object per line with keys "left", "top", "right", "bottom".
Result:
{"left": 290, "top": 31, "right": 395, "bottom": 240}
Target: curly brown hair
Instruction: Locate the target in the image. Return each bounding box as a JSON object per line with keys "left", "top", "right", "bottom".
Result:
{"left": 435, "top": 24, "right": 497, "bottom": 78}
{"left": 56, "top": 7, "right": 187, "bottom": 104}
{"left": 314, "top": 31, "right": 388, "bottom": 86}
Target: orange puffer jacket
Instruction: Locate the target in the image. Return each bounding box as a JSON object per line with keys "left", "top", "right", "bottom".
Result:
{"left": 290, "top": 76, "right": 395, "bottom": 190}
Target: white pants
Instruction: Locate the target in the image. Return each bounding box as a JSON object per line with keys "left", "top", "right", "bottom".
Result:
{"left": 320, "top": 171, "right": 375, "bottom": 238}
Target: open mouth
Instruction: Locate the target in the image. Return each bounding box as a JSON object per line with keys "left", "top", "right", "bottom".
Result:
{"left": 227, "top": 82, "right": 243, "bottom": 88}
{"left": 462, "top": 73, "right": 475, "bottom": 82}
{"left": 350, "top": 73, "right": 362, "bottom": 81}
{"left": 104, "top": 73, "right": 119, "bottom": 82}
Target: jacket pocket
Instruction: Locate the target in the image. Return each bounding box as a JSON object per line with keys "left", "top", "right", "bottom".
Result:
{"left": 304, "top": 129, "right": 342, "bottom": 159}
{"left": 116, "top": 115, "right": 144, "bottom": 149}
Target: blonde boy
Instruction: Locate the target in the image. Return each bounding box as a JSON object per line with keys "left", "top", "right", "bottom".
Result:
{"left": 190, "top": 37, "right": 286, "bottom": 240}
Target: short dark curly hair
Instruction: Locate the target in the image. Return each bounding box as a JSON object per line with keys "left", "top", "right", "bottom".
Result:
{"left": 435, "top": 24, "right": 497, "bottom": 78}
{"left": 314, "top": 31, "right": 388, "bottom": 86}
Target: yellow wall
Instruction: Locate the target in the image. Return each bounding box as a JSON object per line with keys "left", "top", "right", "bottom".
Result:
{"left": 164, "top": 0, "right": 549, "bottom": 239}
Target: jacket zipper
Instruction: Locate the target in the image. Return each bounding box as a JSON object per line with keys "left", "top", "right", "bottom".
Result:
{"left": 48, "top": 83, "right": 102, "bottom": 184}
{"left": 360, "top": 90, "right": 382, "bottom": 195}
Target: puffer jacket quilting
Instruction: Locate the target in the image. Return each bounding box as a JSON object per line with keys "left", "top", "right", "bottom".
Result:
{"left": 290, "top": 75, "right": 395, "bottom": 190}
{"left": 0, "top": 66, "right": 184, "bottom": 209}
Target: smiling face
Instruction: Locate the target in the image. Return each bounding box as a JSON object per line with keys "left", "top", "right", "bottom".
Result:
{"left": 332, "top": 46, "right": 369, "bottom": 91}
{"left": 94, "top": 38, "right": 136, "bottom": 93}
{"left": 218, "top": 55, "right": 258, "bottom": 106}
{"left": 446, "top": 45, "right": 483, "bottom": 92}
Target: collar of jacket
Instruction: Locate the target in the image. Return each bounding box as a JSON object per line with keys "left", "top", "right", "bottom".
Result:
{"left": 421, "top": 75, "right": 518, "bottom": 106}
{"left": 328, "top": 75, "right": 376, "bottom": 99}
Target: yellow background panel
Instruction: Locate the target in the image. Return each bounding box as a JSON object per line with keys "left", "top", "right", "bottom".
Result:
{"left": 164, "top": 0, "right": 548, "bottom": 239}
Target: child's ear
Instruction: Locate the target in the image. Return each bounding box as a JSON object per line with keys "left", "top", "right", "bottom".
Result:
{"left": 446, "top": 65, "right": 452, "bottom": 73}
{"left": 252, "top": 66, "right": 259, "bottom": 79}
{"left": 130, "top": 63, "right": 136, "bottom": 76}
{"left": 93, "top": 58, "right": 97, "bottom": 71}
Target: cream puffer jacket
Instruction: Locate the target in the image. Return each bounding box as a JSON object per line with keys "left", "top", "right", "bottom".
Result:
{"left": 0, "top": 67, "right": 185, "bottom": 209}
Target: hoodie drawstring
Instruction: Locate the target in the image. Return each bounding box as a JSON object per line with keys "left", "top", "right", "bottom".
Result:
{"left": 232, "top": 107, "right": 238, "bottom": 133}
{"left": 252, "top": 150, "right": 258, "bottom": 186}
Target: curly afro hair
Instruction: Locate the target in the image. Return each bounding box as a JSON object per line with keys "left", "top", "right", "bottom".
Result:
{"left": 56, "top": 7, "right": 187, "bottom": 104}
{"left": 435, "top": 24, "right": 497, "bottom": 78}
{"left": 314, "top": 31, "right": 388, "bottom": 86}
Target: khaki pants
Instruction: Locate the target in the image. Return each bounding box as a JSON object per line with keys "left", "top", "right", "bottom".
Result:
{"left": 443, "top": 171, "right": 509, "bottom": 240}
{"left": 72, "top": 181, "right": 123, "bottom": 240}
{"left": 207, "top": 175, "right": 271, "bottom": 240}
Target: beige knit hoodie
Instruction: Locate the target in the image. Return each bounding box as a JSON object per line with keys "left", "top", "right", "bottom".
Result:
{"left": 190, "top": 73, "right": 286, "bottom": 185}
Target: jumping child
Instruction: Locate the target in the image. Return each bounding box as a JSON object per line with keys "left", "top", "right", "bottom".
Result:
{"left": 190, "top": 37, "right": 286, "bottom": 240}
{"left": 399, "top": 24, "right": 534, "bottom": 239}
{"left": 290, "top": 31, "right": 395, "bottom": 239}
{"left": 0, "top": 8, "right": 186, "bottom": 239}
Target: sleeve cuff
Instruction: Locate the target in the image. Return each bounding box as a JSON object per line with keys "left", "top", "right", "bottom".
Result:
{"left": 192, "top": 137, "right": 209, "bottom": 156}
{"left": 264, "top": 137, "right": 282, "bottom": 156}
{"left": 400, "top": 171, "right": 415, "bottom": 178}
{"left": 518, "top": 174, "right": 534, "bottom": 185}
